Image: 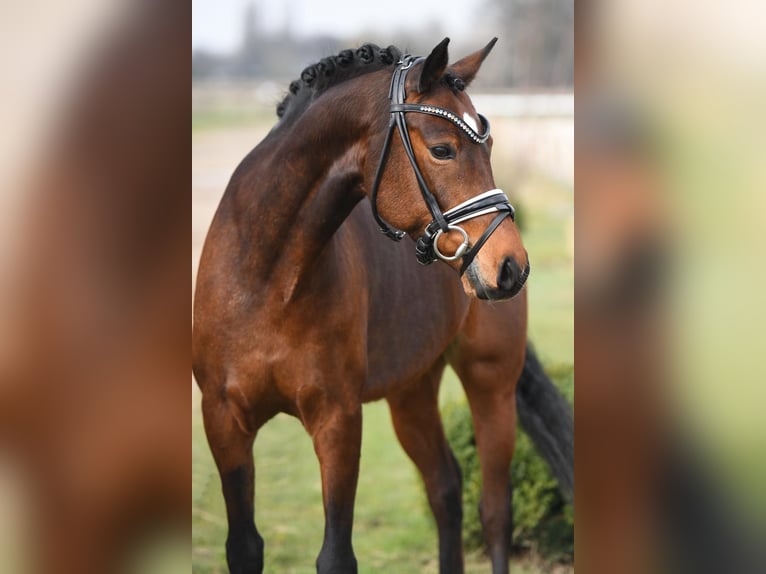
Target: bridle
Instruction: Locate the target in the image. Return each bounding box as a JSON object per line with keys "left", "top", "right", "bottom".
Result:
{"left": 370, "top": 55, "right": 516, "bottom": 276}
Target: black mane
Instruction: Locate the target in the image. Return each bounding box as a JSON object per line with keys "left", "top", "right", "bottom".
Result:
{"left": 276, "top": 43, "right": 403, "bottom": 123}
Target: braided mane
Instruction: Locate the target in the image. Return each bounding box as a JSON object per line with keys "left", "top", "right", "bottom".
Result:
{"left": 276, "top": 43, "right": 403, "bottom": 123}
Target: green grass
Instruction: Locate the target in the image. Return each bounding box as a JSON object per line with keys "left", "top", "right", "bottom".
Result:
{"left": 514, "top": 173, "right": 573, "bottom": 366}
{"left": 192, "top": 112, "right": 573, "bottom": 572}
{"left": 192, "top": 108, "right": 276, "bottom": 133}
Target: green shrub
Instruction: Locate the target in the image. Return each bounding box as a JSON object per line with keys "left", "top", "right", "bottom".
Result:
{"left": 440, "top": 364, "right": 574, "bottom": 563}
{"left": 510, "top": 196, "right": 527, "bottom": 234}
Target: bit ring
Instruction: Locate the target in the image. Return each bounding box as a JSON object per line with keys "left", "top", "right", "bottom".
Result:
{"left": 433, "top": 225, "right": 470, "bottom": 261}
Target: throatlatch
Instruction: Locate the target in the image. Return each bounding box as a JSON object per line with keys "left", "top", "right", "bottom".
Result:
{"left": 370, "top": 55, "right": 516, "bottom": 276}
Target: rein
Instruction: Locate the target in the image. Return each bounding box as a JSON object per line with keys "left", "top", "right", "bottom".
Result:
{"left": 370, "top": 55, "right": 516, "bottom": 276}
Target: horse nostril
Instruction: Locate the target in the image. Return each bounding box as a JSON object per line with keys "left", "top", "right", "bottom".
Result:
{"left": 497, "top": 257, "right": 520, "bottom": 292}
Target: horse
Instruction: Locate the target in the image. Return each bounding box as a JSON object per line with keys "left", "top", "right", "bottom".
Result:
{"left": 192, "top": 38, "right": 531, "bottom": 574}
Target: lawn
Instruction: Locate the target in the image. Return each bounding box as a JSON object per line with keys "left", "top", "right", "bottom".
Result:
{"left": 192, "top": 102, "right": 573, "bottom": 573}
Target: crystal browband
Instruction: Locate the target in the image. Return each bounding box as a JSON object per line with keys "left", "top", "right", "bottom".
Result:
{"left": 389, "top": 103, "right": 490, "bottom": 144}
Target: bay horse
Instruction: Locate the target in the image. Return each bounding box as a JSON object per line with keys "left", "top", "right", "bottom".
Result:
{"left": 193, "top": 38, "right": 531, "bottom": 574}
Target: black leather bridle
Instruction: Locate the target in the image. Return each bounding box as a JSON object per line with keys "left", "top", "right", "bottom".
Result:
{"left": 370, "top": 55, "right": 516, "bottom": 276}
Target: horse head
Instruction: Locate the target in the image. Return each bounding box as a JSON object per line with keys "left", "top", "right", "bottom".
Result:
{"left": 369, "top": 38, "right": 529, "bottom": 300}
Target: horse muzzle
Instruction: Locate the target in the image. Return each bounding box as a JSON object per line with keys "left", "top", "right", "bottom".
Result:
{"left": 466, "top": 255, "right": 530, "bottom": 301}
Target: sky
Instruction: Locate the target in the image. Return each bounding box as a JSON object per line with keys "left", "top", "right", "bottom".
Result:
{"left": 192, "top": 0, "right": 485, "bottom": 53}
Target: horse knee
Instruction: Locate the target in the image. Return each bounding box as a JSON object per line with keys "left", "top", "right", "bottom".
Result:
{"left": 429, "top": 456, "right": 463, "bottom": 525}
{"left": 445, "top": 468, "right": 463, "bottom": 517}
{"left": 226, "top": 526, "right": 264, "bottom": 574}
{"left": 478, "top": 482, "right": 513, "bottom": 545}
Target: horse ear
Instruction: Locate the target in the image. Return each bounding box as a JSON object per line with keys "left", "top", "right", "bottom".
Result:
{"left": 417, "top": 37, "right": 450, "bottom": 93}
{"left": 447, "top": 37, "right": 498, "bottom": 87}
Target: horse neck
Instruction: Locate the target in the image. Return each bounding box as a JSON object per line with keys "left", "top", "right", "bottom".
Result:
{"left": 229, "top": 72, "right": 389, "bottom": 298}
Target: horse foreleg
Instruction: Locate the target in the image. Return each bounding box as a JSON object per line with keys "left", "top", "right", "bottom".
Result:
{"left": 461, "top": 383, "right": 517, "bottom": 574}
{"left": 387, "top": 362, "right": 464, "bottom": 574}
{"left": 298, "top": 383, "right": 362, "bottom": 574}
{"left": 201, "top": 390, "right": 263, "bottom": 574}
{"left": 450, "top": 296, "right": 526, "bottom": 574}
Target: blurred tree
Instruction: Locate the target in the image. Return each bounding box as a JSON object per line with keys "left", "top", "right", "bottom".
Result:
{"left": 227, "top": 1, "right": 343, "bottom": 81}
{"left": 192, "top": 50, "right": 229, "bottom": 79}
{"left": 236, "top": 2, "right": 264, "bottom": 76}
{"left": 484, "top": 0, "right": 574, "bottom": 88}
{"left": 192, "top": 0, "right": 572, "bottom": 89}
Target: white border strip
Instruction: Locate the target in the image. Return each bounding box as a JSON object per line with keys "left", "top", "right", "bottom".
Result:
{"left": 444, "top": 189, "right": 506, "bottom": 217}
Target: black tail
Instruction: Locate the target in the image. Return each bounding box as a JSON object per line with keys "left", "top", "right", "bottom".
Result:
{"left": 515, "top": 344, "right": 574, "bottom": 502}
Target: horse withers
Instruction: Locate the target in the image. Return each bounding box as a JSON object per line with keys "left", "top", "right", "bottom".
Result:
{"left": 193, "top": 38, "right": 529, "bottom": 574}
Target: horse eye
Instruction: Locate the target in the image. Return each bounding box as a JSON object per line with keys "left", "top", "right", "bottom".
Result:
{"left": 430, "top": 145, "right": 455, "bottom": 160}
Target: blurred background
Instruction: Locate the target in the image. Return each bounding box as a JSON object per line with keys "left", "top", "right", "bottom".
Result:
{"left": 0, "top": 1, "right": 188, "bottom": 573}
{"left": 192, "top": 0, "right": 573, "bottom": 572}
{"left": 576, "top": 1, "right": 766, "bottom": 573}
